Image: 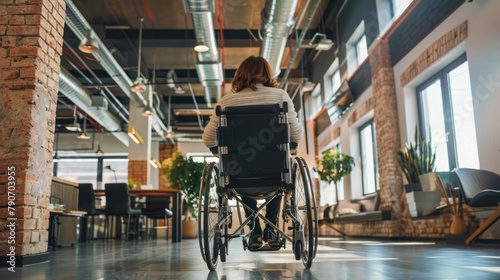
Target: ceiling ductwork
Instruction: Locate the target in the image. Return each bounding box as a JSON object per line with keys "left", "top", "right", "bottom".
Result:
{"left": 59, "top": 68, "right": 129, "bottom": 146}
{"left": 260, "top": 0, "right": 299, "bottom": 77}
{"left": 184, "top": 0, "right": 223, "bottom": 105}
{"left": 65, "top": 0, "right": 168, "bottom": 140}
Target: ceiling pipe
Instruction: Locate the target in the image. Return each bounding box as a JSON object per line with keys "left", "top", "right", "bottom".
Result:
{"left": 65, "top": 0, "right": 168, "bottom": 141}
{"left": 59, "top": 68, "right": 129, "bottom": 146}
{"left": 280, "top": 0, "right": 323, "bottom": 87}
{"left": 183, "top": 0, "right": 223, "bottom": 105}
{"left": 260, "top": 0, "right": 299, "bottom": 77}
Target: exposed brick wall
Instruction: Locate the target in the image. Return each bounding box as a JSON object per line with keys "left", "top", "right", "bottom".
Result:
{"left": 320, "top": 205, "right": 482, "bottom": 239}
{"left": 158, "top": 143, "right": 177, "bottom": 189}
{"left": 316, "top": 125, "right": 340, "bottom": 152}
{"left": 347, "top": 97, "right": 375, "bottom": 126}
{"left": 128, "top": 160, "right": 148, "bottom": 186}
{"left": 400, "top": 21, "right": 468, "bottom": 86}
{"left": 369, "top": 39, "right": 406, "bottom": 233}
{"left": 0, "top": 0, "right": 66, "bottom": 257}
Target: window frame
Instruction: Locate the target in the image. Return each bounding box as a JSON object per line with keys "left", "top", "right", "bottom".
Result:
{"left": 416, "top": 53, "right": 473, "bottom": 171}
{"left": 358, "top": 120, "right": 379, "bottom": 195}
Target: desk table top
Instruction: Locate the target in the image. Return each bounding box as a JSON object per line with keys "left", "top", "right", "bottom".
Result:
{"left": 93, "top": 189, "right": 181, "bottom": 196}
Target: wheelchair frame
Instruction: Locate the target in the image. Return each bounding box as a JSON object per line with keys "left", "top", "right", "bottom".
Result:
{"left": 198, "top": 103, "right": 318, "bottom": 271}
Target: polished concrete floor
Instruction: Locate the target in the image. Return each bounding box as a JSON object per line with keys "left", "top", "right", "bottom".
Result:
{"left": 2, "top": 237, "right": 500, "bottom": 280}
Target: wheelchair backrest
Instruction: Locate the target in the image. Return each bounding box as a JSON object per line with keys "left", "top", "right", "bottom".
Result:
{"left": 216, "top": 103, "right": 291, "bottom": 189}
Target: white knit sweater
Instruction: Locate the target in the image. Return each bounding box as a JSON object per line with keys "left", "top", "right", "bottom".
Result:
{"left": 202, "top": 84, "right": 303, "bottom": 148}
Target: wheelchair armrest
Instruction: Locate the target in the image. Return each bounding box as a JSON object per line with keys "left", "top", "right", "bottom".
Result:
{"left": 209, "top": 146, "right": 219, "bottom": 156}
{"left": 290, "top": 142, "right": 297, "bottom": 155}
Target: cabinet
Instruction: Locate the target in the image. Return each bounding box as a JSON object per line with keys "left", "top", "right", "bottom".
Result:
{"left": 51, "top": 177, "right": 79, "bottom": 246}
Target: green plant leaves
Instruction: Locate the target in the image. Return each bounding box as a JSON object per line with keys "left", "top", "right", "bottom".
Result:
{"left": 313, "top": 149, "right": 355, "bottom": 185}
{"left": 396, "top": 127, "right": 436, "bottom": 184}
{"left": 162, "top": 152, "right": 205, "bottom": 218}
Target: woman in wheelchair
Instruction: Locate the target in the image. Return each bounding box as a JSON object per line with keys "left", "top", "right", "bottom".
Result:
{"left": 200, "top": 56, "right": 317, "bottom": 270}
{"left": 203, "top": 56, "right": 303, "bottom": 248}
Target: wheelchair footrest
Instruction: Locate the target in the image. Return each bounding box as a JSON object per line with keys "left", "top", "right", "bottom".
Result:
{"left": 248, "top": 243, "right": 282, "bottom": 252}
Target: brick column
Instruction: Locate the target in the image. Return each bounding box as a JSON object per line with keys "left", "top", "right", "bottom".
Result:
{"left": 369, "top": 39, "right": 407, "bottom": 235}
{"left": 127, "top": 101, "right": 151, "bottom": 186}
{"left": 159, "top": 142, "right": 176, "bottom": 189}
{"left": 0, "top": 0, "right": 66, "bottom": 267}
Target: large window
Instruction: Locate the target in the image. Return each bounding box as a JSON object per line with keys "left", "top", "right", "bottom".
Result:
{"left": 417, "top": 54, "right": 479, "bottom": 171}
{"left": 54, "top": 157, "right": 128, "bottom": 189}
{"left": 56, "top": 158, "right": 99, "bottom": 187}
{"left": 377, "top": 0, "right": 413, "bottom": 34}
{"left": 355, "top": 35, "right": 368, "bottom": 67}
{"left": 346, "top": 21, "right": 367, "bottom": 76}
{"left": 103, "top": 158, "right": 129, "bottom": 184}
{"left": 391, "top": 0, "right": 412, "bottom": 17}
{"left": 359, "top": 121, "right": 378, "bottom": 194}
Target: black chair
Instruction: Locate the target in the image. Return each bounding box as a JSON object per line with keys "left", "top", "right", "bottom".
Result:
{"left": 141, "top": 196, "right": 173, "bottom": 239}
{"left": 104, "top": 183, "right": 143, "bottom": 241}
{"left": 78, "top": 183, "right": 105, "bottom": 241}
{"left": 454, "top": 168, "right": 500, "bottom": 245}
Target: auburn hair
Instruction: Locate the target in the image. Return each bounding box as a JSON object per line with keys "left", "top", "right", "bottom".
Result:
{"left": 231, "top": 56, "right": 278, "bottom": 92}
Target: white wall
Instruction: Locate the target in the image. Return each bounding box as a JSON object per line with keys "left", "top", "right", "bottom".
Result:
{"left": 177, "top": 141, "right": 210, "bottom": 156}
{"left": 393, "top": 0, "right": 500, "bottom": 173}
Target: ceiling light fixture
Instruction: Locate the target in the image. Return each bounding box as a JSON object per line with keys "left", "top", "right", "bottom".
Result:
{"left": 165, "top": 89, "right": 175, "bottom": 142}
{"left": 142, "top": 56, "right": 156, "bottom": 117}
{"left": 95, "top": 132, "right": 104, "bottom": 155}
{"left": 66, "top": 106, "right": 81, "bottom": 132}
{"left": 131, "top": 17, "right": 146, "bottom": 93}
{"left": 149, "top": 157, "right": 162, "bottom": 169}
{"left": 78, "top": 29, "right": 99, "bottom": 54}
{"left": 194, "top": 42, "right": 209, "bottom": 53}
{"left": 165, "top": 126, "right": 175, "bottom": 139}
{"left": 300, "top": 32, "right": 334, "bottom": 51}
{"left": 127, "top": 127, "right": 144, "bottom": 144}
{"left": 141, "top": 105, "right": 154, "bottom": 117}
{"left": 175, "top": 86, "right": 185, "bottom": 94}
{"left": 77, "top": 114, "right": 91, "bottom": 139}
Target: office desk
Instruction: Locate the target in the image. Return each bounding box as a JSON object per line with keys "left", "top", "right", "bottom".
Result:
{"left": 49, "top": 210, "right": 87, "bottom": 251}
{"left": 94, "top": 189, "right": 183, "bottom": 243}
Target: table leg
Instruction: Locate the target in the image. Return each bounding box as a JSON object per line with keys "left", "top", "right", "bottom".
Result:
{"left": 172, "top": 193, "right": 182, "bottom": 243}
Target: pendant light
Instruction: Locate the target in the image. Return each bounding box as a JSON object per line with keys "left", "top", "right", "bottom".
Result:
{"left": 142, "top": 56, "right": 156, "bottom": 117}
{"left": 165, "top": 89, "right": 175, "bottom": 140}
{"left": 131, "top": 17, "right": 146, "bottom": 93}
{"left": 79, "top": 29, "right": 99, "bottom": 54}
{"left": 128, "top": 101, "right": 144, "bottom": 144}
{"left": 95, "top": 132, "right": 104, "bottom": 155}
{"left": 66, "top": 106, "right": 81, "bottom": 132}
{"left": 77, "top": 114, "right": 91, "bottom": 139}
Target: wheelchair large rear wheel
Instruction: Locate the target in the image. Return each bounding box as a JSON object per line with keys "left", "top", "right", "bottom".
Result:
{"left": 198, "top": 162, "right": 220, "bottom": 271}
{"left": 291, "top": 157, "right": 318, "bottom": 269}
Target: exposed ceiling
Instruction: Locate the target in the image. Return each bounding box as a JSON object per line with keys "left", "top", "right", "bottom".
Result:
{"left": 57, "top": 0, "right": 335, "bottom": 145}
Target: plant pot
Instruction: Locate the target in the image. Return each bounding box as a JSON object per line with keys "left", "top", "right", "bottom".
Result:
{"left": 419, "top": 172, "right": 440, "bottom": 192}
{"left": 182, "top": 218, "right": 197, "bottom": 238}
{"left": 450, "top": 214, "right": 466, "bottom": 235}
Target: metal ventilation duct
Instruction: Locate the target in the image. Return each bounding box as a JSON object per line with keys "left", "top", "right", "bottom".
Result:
{"left": 59, "top": 68, "right": 129, "bottom": 146}
{"left": 184, "top": 0, "right": 223, "bottom": 105}
{"left": 65, "top": 0, "right": 168, "bottom": 140}
{"left": 260, "top": 0, "right": 299, "bottom": 77}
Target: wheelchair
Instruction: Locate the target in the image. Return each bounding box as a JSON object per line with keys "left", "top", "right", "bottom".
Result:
{"left": 198, "top": 102, "right": 318, "bottom": 271}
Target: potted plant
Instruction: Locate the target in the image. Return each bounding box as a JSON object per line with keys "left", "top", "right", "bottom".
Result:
{"left": 162, "top": 152, "right": 205, "bottom": 238}
{"left": 396, "top": 127, "right": 436, "bottom": 191}
{"left": 314, "top": 149, "right": 355, "bottom": 217}
{"left": 396, "top": 127, "right": 440, "bottom": 217}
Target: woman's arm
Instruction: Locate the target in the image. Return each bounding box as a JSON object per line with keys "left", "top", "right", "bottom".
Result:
{"left": 282, "top": 92, "right": 303, "bottom": 144}
{"left": 202, "top": 112, "right": 218, "bottom": 148}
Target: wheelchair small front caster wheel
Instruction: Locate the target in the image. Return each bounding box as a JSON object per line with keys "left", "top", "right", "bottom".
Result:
{"left": 294, "top": 241, "right": 302, "bottom": 260}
